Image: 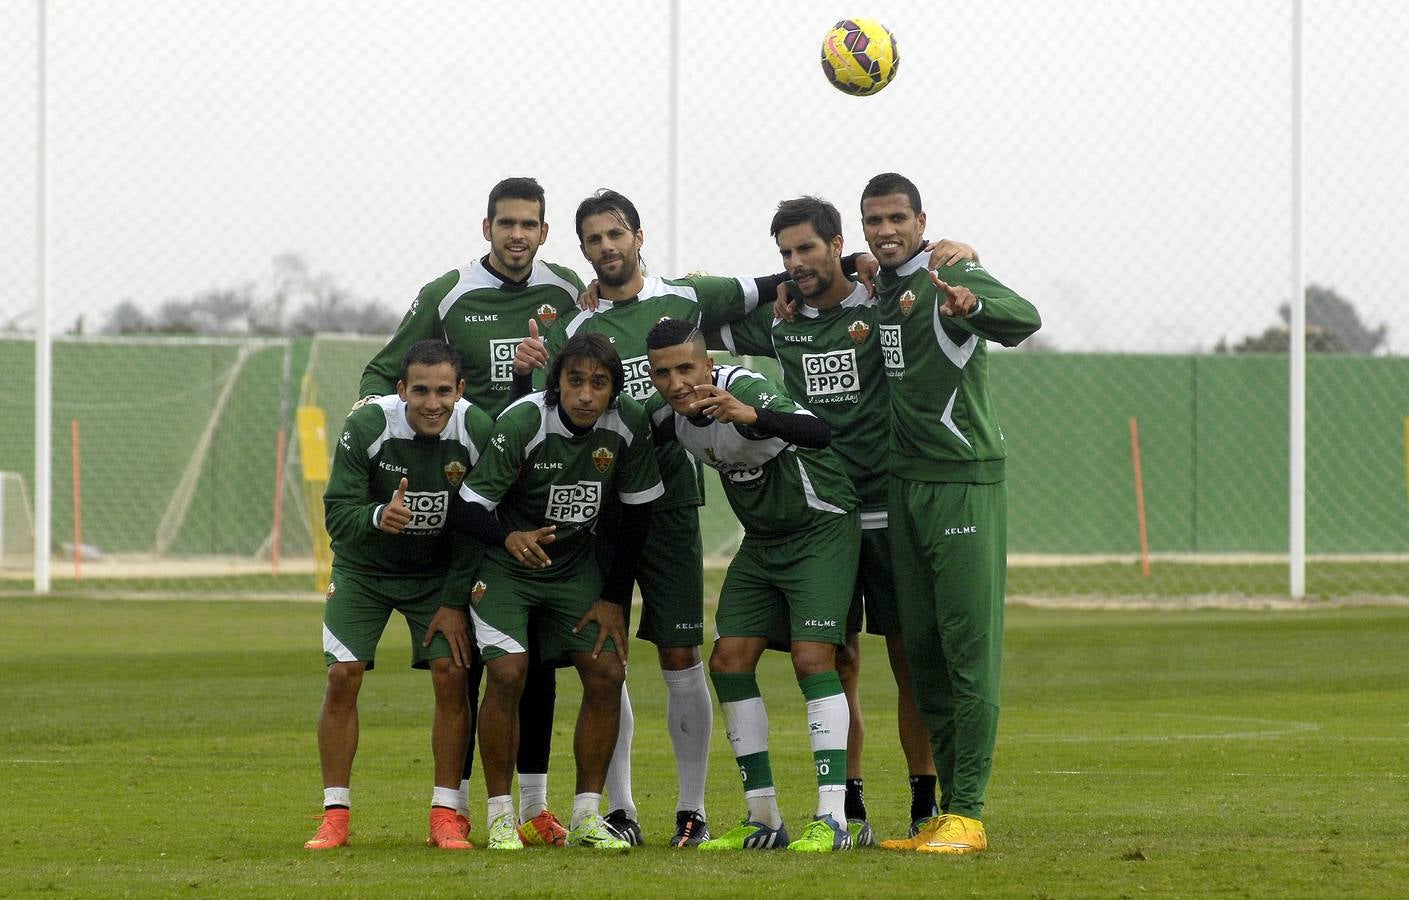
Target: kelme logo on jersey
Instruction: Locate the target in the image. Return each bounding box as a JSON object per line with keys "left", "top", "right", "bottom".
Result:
{"left": 401, "top": 490, "right": 449, "bottom": 533}
{"left": 471, "top": 580, "right": 487, "bottom": 606}
{"left": 545, "top": 481, "right": 602, "bottom": 523}
{"left": 621, "top": 355, "right": 652, "bottom": 400}
{"left": 848, "top": 319, "right": 870, "bottom": 343}
{"left": 443, "top": 460, "right": 466, "bottom": 488}
{"left": 591, "top": 446, "right": 615, "bottom": 473}
{"left": 489, "top": 338, "right": 519, "bottom": 383}
{"left": 879, "top": 324, "right": 905, "bottom": 375}
{"left": 802, "top": 349, "right": 860, "bottom": 399}
{"left": 536, "top": 303, "right": 558, "bottom": 326}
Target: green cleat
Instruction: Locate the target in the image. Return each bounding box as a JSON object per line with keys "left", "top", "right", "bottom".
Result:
{"left": 486, "top": 811, "right": 524, "bottom": 851}
{"left": 568, "top": 813, "right": 631, "bottom": 851}
{"left": 698, "top": 818, "right": 791, "bottom": 851}
{"left": 847, "top": 817, "right": 875, "bottom": 848}
{"left": 787, "top": 814, "right": 852, "bottom": 853}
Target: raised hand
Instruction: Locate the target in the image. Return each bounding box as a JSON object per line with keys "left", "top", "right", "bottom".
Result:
{"left": 379, "top": 477, "right": 411, "bottom": 533}
{"left": 688, "top": 384, "right": 758, "bottom": 425}
{"left": 936, "top": 279, "right": 979, "bottom": 317}
{"left": 513, "top": 318, "right": 549, "bottom": 375}
{"left": 504, "top": 524, "right": 557, "bottom": 568}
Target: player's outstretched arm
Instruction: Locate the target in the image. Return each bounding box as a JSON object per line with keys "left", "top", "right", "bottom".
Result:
{"left": 934, "top": 267, "right": 1042, "bottom": 347}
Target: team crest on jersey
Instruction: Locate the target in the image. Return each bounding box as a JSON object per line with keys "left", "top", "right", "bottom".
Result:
{"left": 471, "top": 580, "right": 487, "bottom": 606}
{"left": 848, "top": 320, "right": 870, "bottom": 343}
{"left": 443, "top": 460, "right": 466, "bottom": 488}
{"left": 536, "top": 303, "right": 558, "bottom": 326}
{"left": 592, "top": 446, "right": 615, "bottom": 473}
{"left": 325, "top": 581, "right": 336, "bottom": 601}
{"left": 899, "top": 290, "right": 917, "bottom": 317}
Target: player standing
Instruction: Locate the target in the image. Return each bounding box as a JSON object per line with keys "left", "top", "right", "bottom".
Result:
{"left": 513, "top": 189, "right": 813, "bottom": 846}
{"left": 860, "top": 173, "right": 1041, "bottom": 855}
{"left": 358, "top": 177, "right": 581, "bottom": 846}
{"left": 453, "top": 333, "right": 664, "bottom": 851}
{"left": 716, "top": 196, "right": 979, "bottom": 843}
{"left": 645, "top": 318, "right": 860, "bottom": 854}
{"left": 305, "top": 339, "right": 492, "bottom": 851}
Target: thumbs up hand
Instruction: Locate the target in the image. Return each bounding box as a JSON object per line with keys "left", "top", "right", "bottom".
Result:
{"left": 513, "top": 317, "right": 549, "bottom": 374}
{"left": 378, "top": 477, "right": 412, "bottom": 533}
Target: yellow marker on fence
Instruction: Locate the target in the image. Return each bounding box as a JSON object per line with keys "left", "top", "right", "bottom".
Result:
{"left": 297, "top": 375, "right": 333, "bottom": 592}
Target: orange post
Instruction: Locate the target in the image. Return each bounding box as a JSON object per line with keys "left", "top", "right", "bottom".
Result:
{"left": 271, "top": 428, "right": 287, "bottom": 576}
{"left": 1129, "top": 417, "right": 1150, "bottom": 577}
{"left": 71, "top": 417, "right": 82, "bottom": 582}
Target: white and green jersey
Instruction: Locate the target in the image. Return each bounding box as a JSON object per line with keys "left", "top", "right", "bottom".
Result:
{"left": 324, "top": 396, "right": 494, "bottom": 599}
{"left": 645, "top": 365, "right": 857, "bottom": 540}
{"left": 361, "top": 258, "right": 585, "bottom": 417}
{"left": 538, "top": 274, "right": 761, "bottom": 510}
{"left": 459, "top": 392, "right": 664, "bottom": 575}
{"left": 874, "top": 253, "right": 1041, "bottom": 483}
{"left": 719, "top": 280, "right": 889, "bottom": 528}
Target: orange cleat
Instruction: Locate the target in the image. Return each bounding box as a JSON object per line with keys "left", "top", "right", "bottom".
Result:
{"left": 518, "top": 809, "right": 569, "bottom": 847}
{"left": 304, "top": 808, "right": 350, "bottom": 850}
{"left": 428, "top": 807, "right": 474, "bottom": 849}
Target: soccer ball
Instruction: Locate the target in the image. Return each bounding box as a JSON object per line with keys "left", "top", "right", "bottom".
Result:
{"left": 820, "top": 18, "right": 899, "bottom": 96}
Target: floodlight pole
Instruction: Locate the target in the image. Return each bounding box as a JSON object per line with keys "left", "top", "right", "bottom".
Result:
{"left": 34, "top": 0, "right": 52, "bottom": 594}
{"left": 1288, "top": 0, "right": 1306, "bottom": 598}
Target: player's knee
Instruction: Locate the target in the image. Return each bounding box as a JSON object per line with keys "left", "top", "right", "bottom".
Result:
{"left": 658, "top": 645, "right": 699, "bottom": 671}
{"left": 324, "top": 662, "right": 365, "bottom": 703}
{"left": 790, "top": 642, "right": 836, "bottom": 680}
{"left": 483, "top": 653, "right": 529, "bottom": 702}
{"left": 429, "top": 659, "right": 469, "bottom": 701}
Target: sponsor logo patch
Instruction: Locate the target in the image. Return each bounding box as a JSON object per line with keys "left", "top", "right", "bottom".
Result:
{"left": 879, "top": 324, "right": 904, "bottom": 374}
{"left": 545, "top": 481, "right": 602, "bottom": 523}
{"left": 443, "top": 460, "right": 466, "bottom": 488}
{"left": 400, "top": 490, "right": 450, "bottom": 533}
{"left": 621, "top": 354, "right": 652, "bottom": 400}
{"left": 802, "top": 349, "right": 860, "bottom": 399}
{"left": 488, "top": 338, "right": 519, "bottom": 383}
{"left": 592, "top": 446, "right": 615, "bottom": 473}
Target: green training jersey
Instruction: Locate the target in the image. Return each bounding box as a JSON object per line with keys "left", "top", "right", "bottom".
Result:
{"left": 360, "top": 257, "right": 585, "bottom": 417}
{"left": 645, "top": 364, "right": 857, "bottom": 540}
{"left": 720, "top": 279, "right": 889, "bottom": 528}
{"left": 538, "top": 274, "right": 761, "bottom": 509}
{"left": 324, "top": 395, "right": 495, "bottom": 605}
{"left": 459, "top": 392, "right": 664, "bottom": 576}
{"left": 874, "top": 253, "right": 1041, "bottom": 484}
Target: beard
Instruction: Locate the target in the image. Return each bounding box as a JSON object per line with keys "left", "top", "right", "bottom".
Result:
{"left": 593, "top": 251, "right": 640, "bottom": 288}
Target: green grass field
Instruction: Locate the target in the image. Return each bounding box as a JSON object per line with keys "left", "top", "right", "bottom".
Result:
{"left": 1, "top": 595, "right": 1406, "bottom": 897}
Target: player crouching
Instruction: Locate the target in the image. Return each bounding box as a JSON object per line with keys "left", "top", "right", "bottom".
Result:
{"left": 306, "top": 340, "right": 493, "bottom": 851}
{"left": 453, "top": 333, "right": 664, "bottom": 851}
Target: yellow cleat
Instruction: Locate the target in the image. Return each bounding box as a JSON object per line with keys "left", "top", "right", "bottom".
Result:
{"left": 916, "top": 814, "right": 987, "bottom": 855}
{"left": 879, "top": 814, "right": 944, "bottom": 851}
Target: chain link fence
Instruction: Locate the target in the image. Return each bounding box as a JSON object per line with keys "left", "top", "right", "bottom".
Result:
{"left": 2, "top": 1, "right": 1405, "bottom": 597}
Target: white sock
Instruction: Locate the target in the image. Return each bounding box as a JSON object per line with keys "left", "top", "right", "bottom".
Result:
{"left": 518, "top": 772, "right": 548, "bottom": 821}
{"left": 745, "top": 789, "right": 783, "bottom": 830}
{"left": 431, "top": 785, "right": 460, "bottom": 811}
{"left": 486, "top": 794, "right": 514, "bottom": 827}
{"left": 807, "top": 692, "right": 850, "bottom": 823}
{"left": 718, "top": 691, "right": 781, "bottom": 829}
{"left": 603, "top": 682, "right": 637, "bottom": 819}
{"left": 571, "top": 791, "right": 602, "bottom": 830}
{"left": 457, "top": 779, "right": 471, "bottom": 817}
{"left": 323, "top": 786, "right": 350, "bottom": 809}
{"left": 662, "top": 662, "right": 712, "bottom": 818}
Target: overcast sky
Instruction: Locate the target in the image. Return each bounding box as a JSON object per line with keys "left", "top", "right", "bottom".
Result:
{"left": 2, "top": 0, "right": 1406, "bottom": 352}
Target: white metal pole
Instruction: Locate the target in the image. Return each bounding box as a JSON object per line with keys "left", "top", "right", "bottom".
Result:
{"left": 34, "top": 0, "right": 52, "bottom": 593}
{"left": 665, "top": 0, "right": 681, "bottom": 278}
{"left": 1288, "top": 0, "right": 1306, "bottom": 598}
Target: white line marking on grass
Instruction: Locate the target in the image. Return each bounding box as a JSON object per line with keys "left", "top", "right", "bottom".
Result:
{"left": 1, "top": 759, "right": 65, "bottom": 765}
{"left": 1015, "top": 711, "right": 1321, "bottom": 742}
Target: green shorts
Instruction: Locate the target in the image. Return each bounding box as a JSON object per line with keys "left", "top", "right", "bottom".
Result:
{"left": 469, "top": 552, "right": 618, "bottom": 666}
{"left": 322, "top": 565, "right": 454, "bottom": 670}
{"left": 716, "top": 510, "right": 860, "bottom": 648}
{"left": 846, "top": 526, "right": 901, "bottom": 637}
{"left": 632, "top": 504, "right": 706, "bottom": 647}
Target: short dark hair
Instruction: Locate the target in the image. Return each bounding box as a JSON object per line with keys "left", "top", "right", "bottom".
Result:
{"left": 575, "top": 189, "right": 642, "bottom": 240}
{"left": 544, "top": 332, "right": 625, "bottom": 409}
{"left": 645, "top": 317, "right": 703, "bottom": 353}
{"left": 770, "top": 196, "right": 843, "bottom": 242}
{"left": 860, "top": 172, "right": 923, "bottom": 216}
{"left": 399, "top": 339, "right": 463, "bottom": 384}
{"left": 487, "top": 177, "right": 546, "bottom": 222}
